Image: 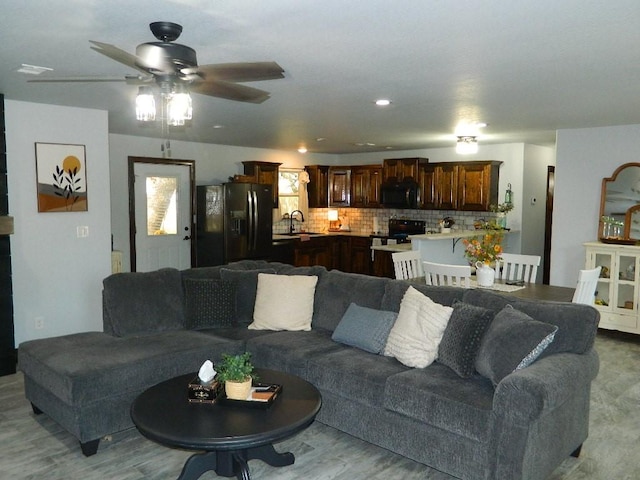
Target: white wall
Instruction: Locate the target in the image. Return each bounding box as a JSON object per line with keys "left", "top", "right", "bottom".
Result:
{"left": 522, "top": 144, "right": 556, "bottom": 260}
{"left": 6, "top": 101, "right": 112, "bottom": 344}
{"left": 552, "top": 124, "right": 640, "bottom": 286}
{"left": 108, "top": 134, "right": 336, "bottom": 270}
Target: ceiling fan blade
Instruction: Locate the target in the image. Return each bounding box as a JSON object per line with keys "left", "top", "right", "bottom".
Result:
{"left": 191, "top": 79, "right": 272, "bottom": 104}
{"left": 28, "top": 75, "right": 128, "bottom": 83}
{"left": 89, "top": 40, "right": 150, "bottom": 75}
{"left": 28, "top": 74, "right": 152, "bottom": 84}
{"left": 184, "top": 62, "right": 285, "bottom": 83}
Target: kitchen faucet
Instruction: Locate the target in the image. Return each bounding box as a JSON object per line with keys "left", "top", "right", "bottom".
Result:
{"left": 289, "top": 210, "right": 305, "bottom": 234}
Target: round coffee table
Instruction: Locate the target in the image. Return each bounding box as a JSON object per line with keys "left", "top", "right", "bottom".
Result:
{"left": 130, "top": 368, "right": 321, "bottom": 480}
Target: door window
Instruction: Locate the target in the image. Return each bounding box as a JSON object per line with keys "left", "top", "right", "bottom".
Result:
{"left": 146, "top": 176, "right": 178, "bottom": 235}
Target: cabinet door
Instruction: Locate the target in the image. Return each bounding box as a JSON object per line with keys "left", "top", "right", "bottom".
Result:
{"left": 457, "top": 162, "right": 499, "bottom": 211}
{"left": 614, "top": 253, "right": 638, "bottom": 313}
{"left": 586, "top": 249, "right": 613, "bottom": 309}
{"left": 348, "top": 237, "right": 372, "bottom": 275}
{"left": 306, "top": 165, "right": 329, "bottom": 208}
{"left": 419, "top": 164, "right": 437, "bottom": 209}
{"left": 329, "top": 168, "right": 351, "bottom": 207}
{"left": 350, "top": 167, "right": 368, "bottom": 208}
{"left": 436, "top": 164, "right": 458, "bottom": 210}
{"left": 367, "top": 166, "right": 383, "bottom": 207}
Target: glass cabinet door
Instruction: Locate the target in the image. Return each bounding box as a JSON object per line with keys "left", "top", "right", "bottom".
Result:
{"left": 591, "top": 251, "right": 613, "bottom": 308}
{"left": 614, "top": 254, "right": 638, "bottom": 312}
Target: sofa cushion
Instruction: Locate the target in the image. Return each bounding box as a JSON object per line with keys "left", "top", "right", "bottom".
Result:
{"left": 437, "top": 301, "right": 495, "bottom": 378}
{"left": 102, "top": 268, "right": 185, "bottom": 337}
{"left": 383, "top": 364, "right": 495, "bottom": 442}
{"left": 380, "top": 280, "right": 464, "bottom": 312}
{"left": 475, "top": 305, "right": 558, "bottom": 386}
{"left": 219, "top": 268, "right": 277, "bottom": 325}
{"left": 305, "top": 347, "right": 409, "bottom": 408}
{"left": 462, "top": 288, "right": 599, "bottom": 357}
{"left": 184, "top": 278, "right": 236, "bottom": 329}
{"left": 249, "top": 273, "right": 318, "bottom": 331}
{"left": 384, "top": 286, "right": 453, "bottom": 368}
{"left": 18, "top": 331, "right": 244, "bottom": 406}
{"left": 312, "top": 270, "right": 389, "bottom": 332}
{"left": 331, "top": 303, "right": 397, "bottom": 354}
{"left": 246, "top": 330, "right": 343, "bottom": 377}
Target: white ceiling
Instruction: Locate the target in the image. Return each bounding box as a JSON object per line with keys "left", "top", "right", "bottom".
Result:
{"left": 2, "top": 0, "right": 640, "bottom": 154}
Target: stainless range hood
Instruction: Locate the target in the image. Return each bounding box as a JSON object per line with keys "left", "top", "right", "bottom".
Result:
{"left": 0, "top": 216, "right": 14, "bottom": 235}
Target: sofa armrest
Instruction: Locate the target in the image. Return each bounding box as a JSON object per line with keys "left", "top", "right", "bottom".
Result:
{"left": 492, "top": 349, "right": 599, "bottom": 423}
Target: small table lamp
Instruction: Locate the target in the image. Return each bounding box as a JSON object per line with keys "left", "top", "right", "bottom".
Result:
{"left": 328, "top": 209, "right": 341, "bottom": 231}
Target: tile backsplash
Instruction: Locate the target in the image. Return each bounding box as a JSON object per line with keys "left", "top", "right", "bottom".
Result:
{"left": 273, "top": 208, "right": 502, "bottom": 236}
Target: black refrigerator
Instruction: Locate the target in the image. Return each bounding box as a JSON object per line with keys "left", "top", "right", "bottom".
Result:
{"left": 196, "top": 183, "right": 273, "bottom": 266}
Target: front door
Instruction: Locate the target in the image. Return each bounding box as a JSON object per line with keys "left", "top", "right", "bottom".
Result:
{"left": 129, "top": 157, "right": 195, "bottom": 272}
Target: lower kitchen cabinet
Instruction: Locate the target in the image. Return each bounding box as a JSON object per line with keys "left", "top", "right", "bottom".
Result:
{"left": 282, "top": 235, "right": 373, "bottom": 274}
{"left": 372, "top": 249, "right": 395, "bottom": 278}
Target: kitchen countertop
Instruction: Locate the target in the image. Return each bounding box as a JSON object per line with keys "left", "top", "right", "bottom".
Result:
{"left": 273, "top": 231, "right": 373, "bottom": 241}
{"left": 409, "top": 229, "right": 518, "bottom": 240}
{"left": 370, "top": 243, "right": 412, "bottom": 253}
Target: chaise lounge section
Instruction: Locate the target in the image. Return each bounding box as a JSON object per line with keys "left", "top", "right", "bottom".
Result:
{"left": 18, "top": 260, "right": 600, "bottom": 480}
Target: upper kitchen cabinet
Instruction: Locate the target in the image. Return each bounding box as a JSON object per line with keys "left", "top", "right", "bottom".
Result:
{"left": 457, "top": 161, "right": 502, "bottom": 211}
{"left": 351, "top": 165, "right": 383, "bottom": 208}
{"left": 329, "top": 167, "right": 351, "bottom": 207}
{"left": 383, "top": 157, "right": 428, "bottom": 182}
{"left": 242, "top": 161, "right": 282, "bottom": 208}
{"left": 305, "top": 165, "right": 330, "bottom": 208}
{"left": 419, "top": 163, "right": 458, "bottom": 210}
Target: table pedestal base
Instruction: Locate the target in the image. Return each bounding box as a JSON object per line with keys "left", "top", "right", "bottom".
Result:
{"left": 178, "top": 443, "right": 295, "bottom": 480}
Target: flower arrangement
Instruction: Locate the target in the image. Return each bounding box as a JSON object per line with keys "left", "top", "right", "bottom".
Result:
{"left": 463, "top": 230, "right": 504, "bottom": 265}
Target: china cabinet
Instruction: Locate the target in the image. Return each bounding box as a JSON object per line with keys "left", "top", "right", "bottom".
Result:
{"left": 584, "top": 241, "right": 640, "bottom": 333}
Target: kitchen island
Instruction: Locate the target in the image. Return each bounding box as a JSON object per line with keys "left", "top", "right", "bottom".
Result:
{"left": 409, "top": 229, "right": 519, "bottom": 265}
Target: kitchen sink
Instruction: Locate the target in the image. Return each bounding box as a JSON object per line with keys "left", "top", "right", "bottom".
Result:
{"left": 282, "top": 232, "right": 324, "bottom": 236}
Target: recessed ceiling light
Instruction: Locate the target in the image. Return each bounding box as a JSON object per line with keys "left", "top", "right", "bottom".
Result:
{"left": 375, "top": 99, "right": 391, "bottom": 106}
{"left": 298, "top": 147, "right": 308, "bottom": 154}
{"left": 212, "top": 124, "right": 225, "bottom": 129}
{"left": 316, "top": 137, "right": 326, "bottom": 142}
{"left": 17, "top": 63, "right": 53, "bottom": 75}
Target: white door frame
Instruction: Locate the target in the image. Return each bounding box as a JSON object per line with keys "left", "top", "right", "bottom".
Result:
{"left": 128, "top": 156, "right": 196, "bottom": 272}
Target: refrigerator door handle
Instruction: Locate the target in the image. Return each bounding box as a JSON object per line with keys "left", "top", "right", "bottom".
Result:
{"left": 247, "top": 190, "right": 254, "bottom": 252}
{"left": 252, "top": 190, "right": 259, "bottom": 251}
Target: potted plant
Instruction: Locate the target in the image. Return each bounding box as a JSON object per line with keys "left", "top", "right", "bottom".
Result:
{"left": 216, "top": 352, "right": 257, "bottom": 400}
{"left": 489, "top": 202, "right": 514, "bottom": 229}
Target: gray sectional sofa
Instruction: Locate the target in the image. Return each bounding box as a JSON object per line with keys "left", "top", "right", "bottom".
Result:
{"left": 18, "top": 260, "right": 600, "bottom": 480}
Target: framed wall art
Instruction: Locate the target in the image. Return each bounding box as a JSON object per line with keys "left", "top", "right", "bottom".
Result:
{"left": 35, "top": 142, "right": 88, "bottom": 212}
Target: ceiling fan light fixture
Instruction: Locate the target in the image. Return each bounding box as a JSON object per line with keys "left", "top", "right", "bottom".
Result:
{"left": 136, "top": 86, "right": 156, "bottom": 121}
{"left": 166, "top": 87, "right": 192, "bottom": 126}
{"left": 456, "top": 136, "right": 478, "bottom": 155}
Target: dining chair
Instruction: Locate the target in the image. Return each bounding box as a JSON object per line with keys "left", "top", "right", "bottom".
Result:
{"left": 496, "top": 253, "right": 541, "bottom": 284}
{"left": 572, "top": 266, "right": 602, "bottom": 305}
{"left": 423, "top": 261, "right": 472, "bottom": 287}
{"left": 391, "top": 250, "right": 423, "bottom": 280}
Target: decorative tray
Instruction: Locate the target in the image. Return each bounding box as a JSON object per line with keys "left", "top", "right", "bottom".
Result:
{"left": 600, "top": 237, "right": 638, "bottom": 245}
{"left": 218, "top": 383, "right": 282, "bottom": 409}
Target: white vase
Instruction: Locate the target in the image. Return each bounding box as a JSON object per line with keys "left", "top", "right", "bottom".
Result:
{"left": 475, "top": 261, "right": 495, "bottom": 287}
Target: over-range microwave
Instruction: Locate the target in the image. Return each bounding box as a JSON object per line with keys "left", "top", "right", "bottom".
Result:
{"left": 380, "top": 180, "right": 420, "bottom": 209}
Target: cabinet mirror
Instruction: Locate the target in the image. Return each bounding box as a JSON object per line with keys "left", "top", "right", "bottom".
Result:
{"left": 600, "top": 162, "right": 640, "bottom": 240}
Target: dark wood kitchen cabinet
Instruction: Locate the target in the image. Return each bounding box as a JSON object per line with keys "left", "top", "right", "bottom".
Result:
{"left": 418, "top": 160, "right": 501, "bottom": 211}
{"left": 242, "top": 161, "right": 282, "bottom": 208}
{"left": 457, "top": 161, "right": 501, "bottom": 211}
{"left": 305, "top": 165, "right": 330, "bottom": 208}
{"left": 329, "top": 167, "right": 351, "bottom": 207}
{"left": 293, "top": 236, "right": 332, "bottom": 269}
{"left": 383, "top": 157, "right": 428, "bottom": 182}
{"left": 347, "top": 236, "right": 373, "bottom": 275}
{"left": 351, "top": 165, "right": 382, "bottom": 208}
{"left": 419, "top": 163, "right": 458, "bottom": 210}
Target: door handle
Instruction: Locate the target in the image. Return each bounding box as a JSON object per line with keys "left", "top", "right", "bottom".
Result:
{"left": 183, "top": 235, "right": 191, "bottom": 240}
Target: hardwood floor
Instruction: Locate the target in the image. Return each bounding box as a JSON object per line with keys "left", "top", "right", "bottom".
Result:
{"left": 1, "top": 330, "right": 639, "bottom": 479}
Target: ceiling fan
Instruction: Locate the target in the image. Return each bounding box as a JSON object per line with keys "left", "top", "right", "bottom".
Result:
{"left": 30, "top": 21, "right": 285, "bottom": 104}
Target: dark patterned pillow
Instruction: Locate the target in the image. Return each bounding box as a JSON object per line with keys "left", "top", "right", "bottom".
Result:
{"left": 219, "top": 268, "right": 276, "bottom": 325}
{"left": 184, "top": 278, "right": 236, "bottom": 329}
{"left": 475, "top": 305, "right": 558, "bottom": 387}
{"left": 437, "top": 300, "right": 495, "bottom": 377}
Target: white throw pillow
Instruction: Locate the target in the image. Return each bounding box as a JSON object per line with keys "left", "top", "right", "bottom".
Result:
{"left": 249, "top": 273, "right": 318, "bottom": 331}
{"left": 384, "top": 286, "right": 453, "bottom": 368}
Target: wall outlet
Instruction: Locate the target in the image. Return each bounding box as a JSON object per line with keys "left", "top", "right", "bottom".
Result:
{"left": 35, "top": 316, "right": 44, "bottom": 329}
